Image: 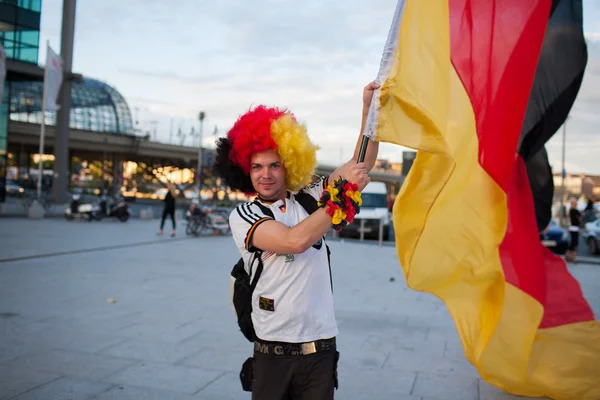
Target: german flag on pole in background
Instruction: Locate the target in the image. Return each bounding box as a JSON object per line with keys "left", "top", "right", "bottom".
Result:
{"left": 363, "top": 1, "right": 600, "bottom": 399}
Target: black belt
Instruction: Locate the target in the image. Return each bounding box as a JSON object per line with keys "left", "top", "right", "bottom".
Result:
{"left": 254, "top": 337, "right": 336, "bottom": 356}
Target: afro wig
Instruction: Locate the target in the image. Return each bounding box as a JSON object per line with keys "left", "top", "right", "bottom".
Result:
{"left": 214, "top": 105, "right": 319, "bottom": 193}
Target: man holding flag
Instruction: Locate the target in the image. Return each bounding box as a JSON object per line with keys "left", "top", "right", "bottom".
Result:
{"left": 215, "top": 81, "right": 378, "bottom": 399}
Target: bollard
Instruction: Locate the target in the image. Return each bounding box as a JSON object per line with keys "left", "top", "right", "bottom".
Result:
{"left": 28, "top": 200, "right": 45, "bottom": 219}
{"left": 360, "top": 219, "right": 365, "bottom": 242}
{"left": 378, "top": 217, "right": 384, "bottom": 247}
{"left": 140, "top": 207, "right": 154, "bottom": 220}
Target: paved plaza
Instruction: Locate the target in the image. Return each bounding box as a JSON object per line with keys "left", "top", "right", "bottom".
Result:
{"left": 0, "top": 218, "right": 598, "bottom": 400}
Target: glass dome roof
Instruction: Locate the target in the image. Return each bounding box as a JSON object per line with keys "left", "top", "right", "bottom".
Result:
{"left": 8, "top": 77, "right": 134, "bottom": 135}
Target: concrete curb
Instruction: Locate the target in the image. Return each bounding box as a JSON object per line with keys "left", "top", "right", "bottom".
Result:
{"left": 573, "top": 256, "right": 600, "bottom": 265}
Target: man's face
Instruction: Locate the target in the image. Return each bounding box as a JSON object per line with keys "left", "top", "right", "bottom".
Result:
{"left": 249, "top": 149, "right": 287, "bottom": 201}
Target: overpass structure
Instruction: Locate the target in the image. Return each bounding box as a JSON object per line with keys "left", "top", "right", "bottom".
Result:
{"left": 8, "top": 120, "right": 403, "bottom": 189}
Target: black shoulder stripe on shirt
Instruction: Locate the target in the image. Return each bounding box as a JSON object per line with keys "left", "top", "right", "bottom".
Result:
{"left": 242, "top": 203, "right": 263, "bottom": 222}
{"left": 237, "top": 203, "right": 263, "bottom": 225}
{"left": 236, "top": 203, "right": 256, "bottom": 225}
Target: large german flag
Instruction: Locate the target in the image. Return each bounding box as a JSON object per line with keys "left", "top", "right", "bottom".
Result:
{"left": 363, "top": 0, "right": 600, "bottom": 399}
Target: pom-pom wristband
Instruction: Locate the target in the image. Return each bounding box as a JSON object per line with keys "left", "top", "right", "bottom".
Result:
{"left": 318, "top": 177, "right": 362, "bottom": 231}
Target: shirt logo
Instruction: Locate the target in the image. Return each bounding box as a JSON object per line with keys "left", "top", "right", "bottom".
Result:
{"left": 276, "top": 253, "right": 295, "bottom": 262}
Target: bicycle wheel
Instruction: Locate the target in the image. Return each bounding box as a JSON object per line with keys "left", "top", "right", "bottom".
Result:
{"left": 191, "top": 218, "right": 205, "bottom": 236}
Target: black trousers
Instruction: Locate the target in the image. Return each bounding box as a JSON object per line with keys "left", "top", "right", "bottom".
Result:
{"left": 569, "top": 231, "right": 579, "bottom": 251}
{"left": 251, "top": 348, "right": 339, "bottom": 400}
{"left": 160, "top": 208, "right": 175, "bottom": 230}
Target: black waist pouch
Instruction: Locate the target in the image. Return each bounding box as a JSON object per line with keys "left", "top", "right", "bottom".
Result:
{"left": 240, "top": 357, "right": 254, "bottom": 392}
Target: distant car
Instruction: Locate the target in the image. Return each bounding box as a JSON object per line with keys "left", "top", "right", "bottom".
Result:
{"left": 5, "top": 180, "right": 25, "bottom": 196}
{"left": 338, "top": 181, "right": 390, "bottom": 241}
{"left": 582, "top": 218, "right": 600, "bottom": 255}
{"left": 540, "top": 220, "right": 569, "bottom": 255}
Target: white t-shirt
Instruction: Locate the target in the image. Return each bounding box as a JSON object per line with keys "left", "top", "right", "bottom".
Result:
{"left": 229, "top": 176, "right": 338, "bottom": 343}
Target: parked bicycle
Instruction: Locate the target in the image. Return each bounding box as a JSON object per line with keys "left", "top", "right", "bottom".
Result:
{"left": 185, "top": 203, "right": 230, "bottom": 236}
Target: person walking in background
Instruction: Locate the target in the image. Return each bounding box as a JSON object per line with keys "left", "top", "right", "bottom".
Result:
{"left": 158, "top": 183, "right": 177, "bottom": 237}
{"left": 566, "top": 198, "right": 582, "bottom": 263}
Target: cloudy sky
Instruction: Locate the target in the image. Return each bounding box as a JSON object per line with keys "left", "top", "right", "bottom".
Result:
{"left": 38, "top": 0, "right": 600, "bottom": 174}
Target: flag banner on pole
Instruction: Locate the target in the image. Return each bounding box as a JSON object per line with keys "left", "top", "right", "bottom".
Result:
{"left": 364, "top": 1, "right": 600, "bottom": 399}
{"left": 44, "top": 44, "right": 63, "bottom": 112}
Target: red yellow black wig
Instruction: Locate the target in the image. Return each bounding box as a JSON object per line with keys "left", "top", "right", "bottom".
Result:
{"left": 214, "top": 105, "right": 319, "bottom": 193}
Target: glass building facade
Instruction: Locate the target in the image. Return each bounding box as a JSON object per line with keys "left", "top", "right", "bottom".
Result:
{"left": 0, "top": 0, "right": 42, "bottom": 64}
{"left": 0, "top": 0, "right": 42, "bottom": 201}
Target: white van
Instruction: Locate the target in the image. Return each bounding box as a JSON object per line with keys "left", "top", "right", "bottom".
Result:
{"left": 339, "top": 181, "right": 390, "bottom": 240}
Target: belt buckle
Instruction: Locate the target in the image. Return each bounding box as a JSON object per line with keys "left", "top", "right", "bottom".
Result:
{"left": 301, "top": 342, "right": 317, "bottom": 355}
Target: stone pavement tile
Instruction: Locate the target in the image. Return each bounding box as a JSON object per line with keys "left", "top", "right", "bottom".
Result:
{"left": 112, "top": 321, "right": 203, "bottom": 344}
{"left": 411, "top": 372, "right": 479, "bottom": 400}
{"left": 337, "top": 342, "right": 390, "bottom": 370}
{"left": 383, "top": 346, "right": 477, "bottom": 378}
{"left": 181, "top": 330, "right": 251, "bottom": 353}
{"left": 335, "top": 310, "right": 421, "bottom": 340}
{"left": 336, "top": 366, "right": 417, "bottom": 399}
{"left": 478, "top": 379, "right": 549, "bottom": 400}
{"left": 44, "top": 310, "right": 143, "bottom": 336}
{"left": 3, "top": 350, "right": 136, "bottom": 381}
{"left": 93, "top": 385, "right": 197, "bottom": 400}
{"left": 0, "top": 365, "right": 60, "bottom": 400}
{"left": 363, "top": 335, "right": 446, "bottom": 359}
{"left": 1, "top": 317, "right": 51, "bottom": 340}
{"left": 178, "top": 347, "right": 248, "bottom": 373}
{"left": 0, "top": 219, "right": 174, "bottom": 261}
{"left": 11, "top": 377, "right": 115, "bottom": 400}
{"left": 14, "top": 326, "right": 128, "bottom": 355}
{"left": 192, "top": 372, "right": 248, "bottom": 400}
{"left": 380, "top": 295, "right": 442, "bottom": 318}
{"left": 444, "top": 341, "right": 469, "bottom": 359}
{"left": 102, "top": 363, "right": 224, "bottom": 395}
{"left": 334, "top": 334, "right": 376, "bottom": 369}
{"left": 131, "top": 312, "right": 206, "bottom": 327}
{"left": 425, "top": 326, "right": 463, "bottom": 347}
{"left": 99, "top": 338, "right": 204, "bottom": 365}
{"left": 0, "top": 336, "right": 45, "bottom": 364}
{"left": 406, "top": 312, "right": 456, "bottom": 331}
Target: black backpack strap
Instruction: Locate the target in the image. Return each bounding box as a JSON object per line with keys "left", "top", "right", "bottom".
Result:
{"left": 325, "top": 243, "right": 333, "bottom": 292}
{"left": 249, "top": 251, "right": 264, "bottom": 292}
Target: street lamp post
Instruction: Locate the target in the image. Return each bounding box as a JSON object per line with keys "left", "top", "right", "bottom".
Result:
{"left": 560, "top": 117, "right": 568, "bottom": 226}
{"left": 197, "top": 111, "right": 205, "bottom": 197}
